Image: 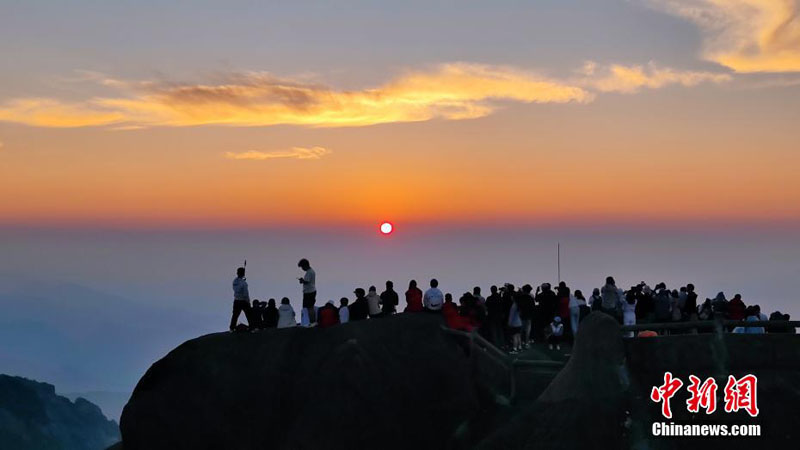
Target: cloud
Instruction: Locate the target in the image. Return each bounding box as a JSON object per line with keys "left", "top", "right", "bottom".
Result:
{"left": 0, "top": 64, "right": 591, "bottom": 128}
{"left": 0, "top": 98, "right": 126, "bottom": 127}
{"left": 578, "top": 61, "right": 732, "bottom": 93}
{"left": 225, "top": 146, "right": 332, "bottom": 161}
{"left": 646, "top": 0, "right": 800, "bottom": 72}
{"left": 0, "top": 61, "right": 730, "bottom": 129}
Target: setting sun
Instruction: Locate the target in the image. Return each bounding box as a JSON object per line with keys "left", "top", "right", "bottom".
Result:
{"left": 380, "top": 222, "right": 394, "bottom": 235}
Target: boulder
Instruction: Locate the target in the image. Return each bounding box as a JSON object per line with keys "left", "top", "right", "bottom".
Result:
{"left": 121, "top": 314, "right": 481, "bottom": 450}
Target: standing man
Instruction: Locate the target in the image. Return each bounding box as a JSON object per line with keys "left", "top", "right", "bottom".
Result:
{"left": 230, "top": 266, "right": 253, "bottom": 331}
{"left": 298, "top": 258, "right": 317, "bottom": 324}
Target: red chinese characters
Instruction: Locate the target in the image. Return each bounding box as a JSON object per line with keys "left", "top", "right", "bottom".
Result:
{"left": 723, "top": 374, "right": 759, "bottom": 417}
{"left": 650, "top": 372, "right": 684, "bottom": 419}
{"left": 651, "top": 373, "right": 759, "bottom": 418}
{"left": 686, "top": 375, "right": 718, "bottom": 414}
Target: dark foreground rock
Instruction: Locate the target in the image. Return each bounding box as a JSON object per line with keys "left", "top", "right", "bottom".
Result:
{"left": 0, "top": 374, "right": 120, "bottom": 450}
{"left": 121, "top": 314, "right": 483, "bottom": 450}
{"left": 121, "top": 311, "right": 800, "bottom": 450}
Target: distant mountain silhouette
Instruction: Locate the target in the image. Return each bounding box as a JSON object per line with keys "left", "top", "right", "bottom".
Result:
{"left": 0, "top": 374, "right": 120, "bottom": 450}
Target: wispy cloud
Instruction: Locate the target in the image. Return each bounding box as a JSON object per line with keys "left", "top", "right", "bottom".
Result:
{"left": 225, "top": 146, "right": 332, "bottom": 161}
{"left": 0, "top": 61, "right": 731, "bottom": 129}
{"left": 646, "top": 0, "right": 800, "bottom": 72}
{"left": 578, "top": 61, "right": 732, "bottom": 93}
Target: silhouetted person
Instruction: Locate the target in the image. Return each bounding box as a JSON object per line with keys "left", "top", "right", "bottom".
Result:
{"left": 263, "top": 298, "right": 279, "bottom": 328}
{"left": 230, "top": 267, "right": 253, "bottom": 331}
{"left": 576, "top": 289, "right": 591, "bottom": 321}
{"left": 472, "top": 286, "right": 485, "bottom": 306}
{"left": 277, "top": 297, "right": 296, "bottom": 328}
{"left": 318, "top": 300, "right": 340, "bottom": 328}
{"left": 380, "top": 281, "right": 399, "bottom": 316}
{"left": 601, "top": 276, "right": 620, "bottom": 318}
{"left": 654, "top": 285, "right": 672, "bottom": 322}
{"left": 727, "top": 294, "right": 747, "bottom": 321}
{"left": 251, "top": 300, "right": 264, "bottom": 329}
{"left": 685, "top": 284, "right": 698, "bottom": 321}
{"left": 535, "top": 283, "right": 557, "bottom": 341}
{"left": 350, "top": 288, "right": 369, "bottom": 321}
{"left": 442, "top": 293, "right": 458, "bottom": 316}
{"left": 298, "top": 258, "right": 317, "bottom": 324}
{"left": 590, "top": 287, "right": 603, "bottom": 312}
{"left": 516, "top": 285, "right": 534, "bottom": 346}
{"left": 636, "top": 285, "right": 655, "bottom": 323}
{"left": 405, "top": 280, "right": 424, "bottom": 312}
{"left": 622, "top": 291, "right": 637, "bottom": 337}
{"left": 366, "top": 285, "right": 382, "bottom": 318}
{"left": 423, "top": 279, "right": 444, "bottom": 311}
{"left": 711, "top": 292, "right": 728, "bottom": 319}
{"left": 507, "top": 294, "right": 523, "bottom": 353}
{"left": 339, "top": 297, "right": 350, "bottom": 324}
{"left": 485, "top": 285, "right": 504, "bottom": 346}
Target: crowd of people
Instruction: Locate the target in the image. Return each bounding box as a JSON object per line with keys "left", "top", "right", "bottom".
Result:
{"left": 229, "top": 261, "right": 795, "bottom": 353}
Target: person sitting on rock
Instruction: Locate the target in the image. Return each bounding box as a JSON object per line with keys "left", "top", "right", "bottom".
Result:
{"left": 366, "top": 286, "right": 382, "bottom": 318}
{"left": 318, "top": 300, "right": 340, "bottom": 328}
{"left": 339, "top": 297, "right": 350, "bottom": 324}
{"left": 277, "top": 297, "right": 296, "bottom": 328}
{"left": 230, "top": 267, "right": 253, "bottom": 332}
{"left": 380, "top": 280, "right": 399, "bottom": 316}
{"left": 548, "top": 316, "right": 564, "bottom": 350}
{"left": 442, "top": 293, "right": 458, "bottom": 317}
{"left": 404, "top": 280, "right": 424, "bottom": 312}
{"left": 250, "top": 300, "right": 264, "bottom": 329}
{"left": 263, "top": 298, "right": 279, "bottom": 328}
{"left": 727, "top": 294, "right": 747, "bottom": 321}
{"left": 423, "top": 278, "right": 444, "bottom": 312}
{"left": 349, "top": 288, "right": 369, "bottom": 321}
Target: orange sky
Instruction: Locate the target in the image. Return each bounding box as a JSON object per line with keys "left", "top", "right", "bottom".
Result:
{"left": 1, "top": 0, "right": 799, "bottom": 228}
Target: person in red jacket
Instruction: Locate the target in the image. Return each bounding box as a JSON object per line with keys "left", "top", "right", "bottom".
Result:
{"left": 404, "top": 279, "right": 424, "bottom": 312}
{"left": 318, "top": 300, "right": 340, "bottom": 328}
{"left": 442, "top": 293, "right": 458, "bottom": 317}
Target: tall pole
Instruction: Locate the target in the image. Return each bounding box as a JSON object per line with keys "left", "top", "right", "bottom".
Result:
{"left": 557, "top": 242, "right": 561, "bottom": 283}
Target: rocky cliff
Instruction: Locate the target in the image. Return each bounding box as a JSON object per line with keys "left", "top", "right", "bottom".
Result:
{"left": 120, "top": 312, "right": 800, "bottom": 449}
{"left": 0, "top": 374, "right": 120, "bottom": 450}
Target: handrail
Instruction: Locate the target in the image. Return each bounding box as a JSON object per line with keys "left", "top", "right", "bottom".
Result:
{"left": 440, "top": 325, "right": 567, "bottom": 402}
{"left": 621, "top": 320, "right": 800, "bottom": 333}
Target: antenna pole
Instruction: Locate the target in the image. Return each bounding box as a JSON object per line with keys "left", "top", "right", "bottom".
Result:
{"left": 557, "top": 243, "right": 561, "bottom": 283}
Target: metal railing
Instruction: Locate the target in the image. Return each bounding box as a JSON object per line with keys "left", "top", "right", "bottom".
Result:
{"left": 621, "top": 320, "right": 800, "bottom": 336}
{"left": 440, "top": 326, "right": 565, "bottom": 402}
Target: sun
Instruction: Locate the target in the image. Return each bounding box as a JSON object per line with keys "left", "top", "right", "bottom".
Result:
{"left": 380, "top": 221, "right": 394, "bottom": 235}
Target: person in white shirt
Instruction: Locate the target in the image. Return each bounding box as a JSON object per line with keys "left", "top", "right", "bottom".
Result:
{"left": 423, "top": 278, "right": 444, "bottom": 311}
{"left": 548, "top": 317, "right": 564, "bottom": 350}
{"left": 277, "top": 297, "right": 296, "bottom": 328}
{"left": 230, "top": 266, "right": 253, "bottom": 331}
{"left": 339, "top": 297, "right": 350, "bottom": 324}
{"left": 298, "top": 258, "right": 317, "bottom": 324}
{"left": 366, "top": 286, "right": 382, "bottom": 318}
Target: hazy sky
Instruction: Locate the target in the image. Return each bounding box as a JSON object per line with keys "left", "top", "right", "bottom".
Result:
{"left": 2, "top": 0, "right": 799, "bottom": 227}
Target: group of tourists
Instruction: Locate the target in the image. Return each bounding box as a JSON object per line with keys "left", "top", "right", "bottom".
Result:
{"left": 229, "top": 262, "right": 794, "bottom": 353}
